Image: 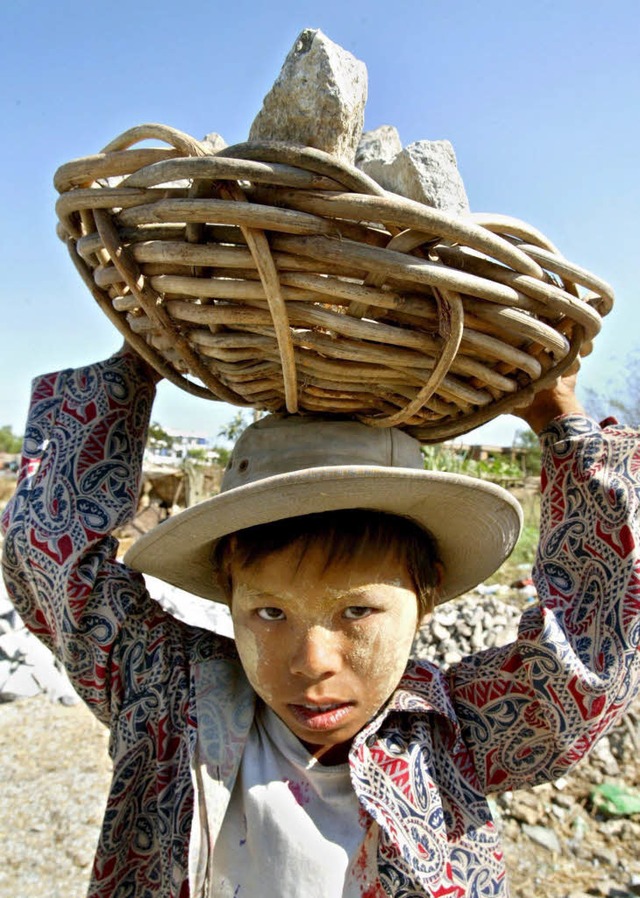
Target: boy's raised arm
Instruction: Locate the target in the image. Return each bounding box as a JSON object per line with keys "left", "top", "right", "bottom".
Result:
{"left": 0, "top": 347, "right": 179, "bottom": 724}
{"left": 451, "top": 377, "right": 640, "bottom": 792}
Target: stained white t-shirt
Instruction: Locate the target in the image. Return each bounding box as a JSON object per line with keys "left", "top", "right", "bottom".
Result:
{"left": 209, "top": 703, "right": 383, "bottom": 897}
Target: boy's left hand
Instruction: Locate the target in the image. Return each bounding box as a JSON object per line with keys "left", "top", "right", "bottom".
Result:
{"left": 115, "top": 339, "right": 164, "bottom": 385}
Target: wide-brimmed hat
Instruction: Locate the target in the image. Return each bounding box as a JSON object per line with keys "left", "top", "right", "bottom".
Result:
{"left": 125, "top": 414, "right": 523, "bottom": 605}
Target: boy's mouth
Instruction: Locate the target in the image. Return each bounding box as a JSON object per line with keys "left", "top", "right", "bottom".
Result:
{"left": 288, "top": 700, "right": 355, "bottom": 731}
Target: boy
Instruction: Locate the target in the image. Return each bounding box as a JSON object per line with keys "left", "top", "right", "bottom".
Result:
{"left": 2, "top": 345, "right": 639, "bottom": 898}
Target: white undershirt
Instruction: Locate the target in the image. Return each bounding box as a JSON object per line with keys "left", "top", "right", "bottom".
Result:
{"left": 209, "top": 703, "right": 382, "bottom": 897}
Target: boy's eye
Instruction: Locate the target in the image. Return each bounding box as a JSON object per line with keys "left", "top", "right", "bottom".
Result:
{"left": 343, "top": 606, "right": 373, "bottom": 620}
{"left": 256, "top": 607, "right": 286, "bottom": 621}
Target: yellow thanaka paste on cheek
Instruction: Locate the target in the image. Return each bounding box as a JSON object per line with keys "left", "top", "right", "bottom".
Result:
{"left": 230, "top": 584, "right": 278, "bottom": 704}
{"left": 343, "top": 587, "right": 418, "bottom": 713}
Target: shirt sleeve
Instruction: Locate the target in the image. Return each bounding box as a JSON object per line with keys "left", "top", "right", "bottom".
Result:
{"left": 450, "top": 414, "right": 640, "bottom": 793}
{"left": 0, "top": 351, "right": 192, "bottom": 726}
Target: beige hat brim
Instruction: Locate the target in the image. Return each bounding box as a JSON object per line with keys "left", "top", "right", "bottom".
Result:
{"left": 124, "top": 465, "right": 523, "bottom": 605}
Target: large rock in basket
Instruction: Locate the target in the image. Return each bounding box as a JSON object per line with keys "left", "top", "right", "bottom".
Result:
{"left": 54, "top": 123, "right": 613, "bottom": 442}
{"left": 249, "top": 28, "right": 368, "bottom": 166}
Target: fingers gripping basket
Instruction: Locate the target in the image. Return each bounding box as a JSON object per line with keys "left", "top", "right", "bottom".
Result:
{"left": 54, "top": 123, "right": 613, "bottom": 442}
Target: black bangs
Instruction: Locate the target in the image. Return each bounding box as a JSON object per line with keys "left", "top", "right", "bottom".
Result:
{"left": 214, "top": 509, "right": 441, "bottom": 617}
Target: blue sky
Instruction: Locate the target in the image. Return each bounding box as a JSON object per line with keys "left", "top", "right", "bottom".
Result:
{"left": 2, "top": 0, "right": 638, "bottom": 446}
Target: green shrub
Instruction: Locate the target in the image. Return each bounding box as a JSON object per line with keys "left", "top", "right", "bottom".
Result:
{"left": 421, "top": 444, "right": 523, "bottom": 484}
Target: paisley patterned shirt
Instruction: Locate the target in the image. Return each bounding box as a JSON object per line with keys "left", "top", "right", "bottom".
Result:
{"left": 2, "top": 352, "right": 639, "bottom": 898}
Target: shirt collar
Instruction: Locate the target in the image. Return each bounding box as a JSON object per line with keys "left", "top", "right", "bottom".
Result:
{"left": 352, "top": 657, "right": 459, "bottom": 753}
{"left": 389, "top": 657, "right": 458, "bottom": 722}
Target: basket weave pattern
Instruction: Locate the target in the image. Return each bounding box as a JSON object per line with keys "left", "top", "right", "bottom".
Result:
{"left": 54, "top": 124, "right": 613, "bottom": 441}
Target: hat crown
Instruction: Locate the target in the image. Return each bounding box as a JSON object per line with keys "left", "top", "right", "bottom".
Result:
{"left": 221, "top": 414, "right": 424, "bottom": 492}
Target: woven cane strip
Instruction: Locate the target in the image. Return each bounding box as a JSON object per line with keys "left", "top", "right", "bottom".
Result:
{"left": 219, "top": 180, "right": 299, "bottom": 413}
{"left": 54, "top": 124, "right": 613, "bottom": 440}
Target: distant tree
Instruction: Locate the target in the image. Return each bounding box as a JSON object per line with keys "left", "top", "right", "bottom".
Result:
{"left": 583, "top": 349, "right": 640, "bottom": 427}
{"left": 218, "top": 410, "right": 250, "bottom": 444}
{"left": 0, "top": 425, "right": 22, "bottom": 454}
{"left": 513, "top": 428, "right": 542, "bottom": 477}
{"left": 217, "top": 409, "right": 264, "bottom": 444}
{"left": 147, "top": 421, "right": 172, "bottom": 451}
{"left": 212, "top": 446, "right": 231, "bottom": 468}
{"left": 186, "top": 447, "right": 209, "bottom": 464}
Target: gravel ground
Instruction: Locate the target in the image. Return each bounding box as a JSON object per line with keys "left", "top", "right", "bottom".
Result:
{"left": 0, "top": 695, "right": 111, "bottom": 898}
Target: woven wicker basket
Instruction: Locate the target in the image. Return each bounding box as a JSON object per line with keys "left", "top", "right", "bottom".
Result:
{"left": 54, "top": 123, "right": 613, "bottom": 442}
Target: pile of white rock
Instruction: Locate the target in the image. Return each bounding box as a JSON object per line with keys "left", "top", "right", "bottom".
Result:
{"left": 413, "top": 589, "right": 524, "bottom": 665}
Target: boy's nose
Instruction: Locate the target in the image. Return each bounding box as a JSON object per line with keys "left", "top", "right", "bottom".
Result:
{"left": 290, "top": 626, "right": 342, "bottom": 679}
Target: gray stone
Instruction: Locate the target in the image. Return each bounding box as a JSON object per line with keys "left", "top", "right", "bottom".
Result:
{"left": 549, "top": 803, "right": 567, "bottom": 820}
{"left": 249, "top": 28, "right": 367, "bottom": 164}
{"left": 591, "top": 879, "right": 634, "bottom": 897}
{"left": 629, "top": 873, "right": 640, "bottom": 895}
{"left": 553, "top": 790, "right": 576, "bottom": 809}
{"left": 592, "top": 736, "right": 621, "bottom": 775}
{"left": 0, "top": 629, "right": 27, "bottom": 661}
{"left": 355, "top": 125, "right": 402, "bottom": 167}
{"left": 26, "top": 651, "right": 80, "bottom": 704}
{"left": 430, "top": 620, "right": 450, "bottom": 643}
{"left": 434, "top": 606, "right": 459, "bottom": 628}
{"left": 0, "top": 657, "right": 14, "bottom": 687}
{"left": 521, "top": 823, "right": 562, "bottom": 853}
{"left": 484, "top": 630, "right": 498, "bottom": 649}
{"left": 509, "top": 801, "right": 542, "bottom": 826}
{"left": 570, "top": 813, "right": 589, "bottom": 845}
{"left": 600, "top": 819, "right": 626, "bottom": 837}
{"left": 14, "top": 629, "right": 53, "bottom": 669}
{"left": 201, "top": 132, "right": 227, "bottom": 154}
{"left": 592, "top": 845, "right": 620, "bottom": 867}
{"left": 0, "top": 591, "right": 15, "bottom": 617}
{"left": 471, "top": 619, "right": 485, "bottom": 651}
{"left": 357, "top": 137, "right": 470, "bottom": 215}
{"left": 0, "top": 618, "right": 80, "bottom": 703}
{"left": 145, "top": 575, "right": 234, "bottom": 637}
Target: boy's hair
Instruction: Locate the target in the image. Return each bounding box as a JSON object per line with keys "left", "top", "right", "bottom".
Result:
{"left": 214, "top": 509, "right": 441, "bottom": 618}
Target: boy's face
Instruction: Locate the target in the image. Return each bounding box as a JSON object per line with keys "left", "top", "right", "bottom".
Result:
{"left": 229, "top": 540, "right": 419, "bottom": 765}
